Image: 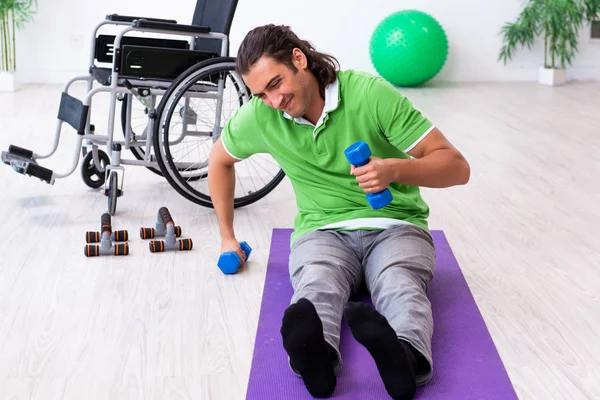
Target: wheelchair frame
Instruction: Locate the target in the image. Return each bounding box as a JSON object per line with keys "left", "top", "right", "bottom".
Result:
{"left": 1, "top": 14, "right": 259, "bottom": 215}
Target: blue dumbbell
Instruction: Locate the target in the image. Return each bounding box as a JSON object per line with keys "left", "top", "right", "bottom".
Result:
{"left": 217, "top": 241, "right": 252, "bottom": 274}
{"left": 344, "top": 141, "right": 393, "bottom": 210}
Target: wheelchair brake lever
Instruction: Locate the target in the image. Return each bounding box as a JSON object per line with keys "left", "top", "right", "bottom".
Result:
{"left": 123, "top": 79, "right": 155, "bottom": 114}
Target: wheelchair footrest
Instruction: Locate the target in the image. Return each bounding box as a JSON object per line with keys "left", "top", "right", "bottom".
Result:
{"left": 1, "top": 148, "right": 54, "bottom": 184}
{"left": 5, "top": 144, "right": 34, "bottom": 160}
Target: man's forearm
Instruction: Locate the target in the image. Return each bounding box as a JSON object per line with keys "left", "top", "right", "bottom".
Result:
{"left": 207, "top": 163, "right": 237, "bottom": 240}
{"left": 387, "top": 149, "right": 470, "bottom": 188}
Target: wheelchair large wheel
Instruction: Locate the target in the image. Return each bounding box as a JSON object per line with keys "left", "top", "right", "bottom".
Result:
{"left": 153, "top": 57, "right": 285, "bottom": 208}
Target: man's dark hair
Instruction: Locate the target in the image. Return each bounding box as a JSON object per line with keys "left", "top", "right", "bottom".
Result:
{"left": 236, "top": 24, "right": 340, "bottom": 94}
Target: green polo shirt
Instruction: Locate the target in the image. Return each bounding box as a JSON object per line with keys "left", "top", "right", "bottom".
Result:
{"left": 221, "top": 69, "right": 434, "bottom": 245}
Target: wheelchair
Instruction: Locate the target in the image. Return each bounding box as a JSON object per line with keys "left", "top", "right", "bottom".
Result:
{"left": 1, "top": 0, "right": 285, "bottom": 215}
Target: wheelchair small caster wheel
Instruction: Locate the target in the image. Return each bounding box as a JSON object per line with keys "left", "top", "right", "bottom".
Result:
{"left": 106, "top": 171, "right": 121, "bottom": 215}
{"left": 81, "top": 150, "right": 110, "bottom": 189}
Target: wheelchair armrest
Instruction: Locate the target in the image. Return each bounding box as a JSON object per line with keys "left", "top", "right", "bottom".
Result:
{"left": 132, "top": 19, "right": 211, "bottom": 35}
{"left": 106, "top": 14, "right": 177, "bottom": 24}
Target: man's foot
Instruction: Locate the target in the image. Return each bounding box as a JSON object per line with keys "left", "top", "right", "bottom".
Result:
{"left": 344, "top": 302, "right": 418, "bottom": 400}
{"left": 281, "top": 298, "right": 336, "bottom": 398}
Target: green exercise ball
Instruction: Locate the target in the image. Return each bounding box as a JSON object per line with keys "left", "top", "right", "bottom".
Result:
{"left": 370, "top": 10, "right": 449, "bottom": 87}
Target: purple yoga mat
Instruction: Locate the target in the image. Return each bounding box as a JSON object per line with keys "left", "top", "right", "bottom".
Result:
{"left": 245, "top": 229, "right": 518, "bottom": 399}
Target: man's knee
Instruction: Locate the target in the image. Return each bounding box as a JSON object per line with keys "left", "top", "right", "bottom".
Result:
{"left": 290, "top": 263, "right": 353, "bottom": 301}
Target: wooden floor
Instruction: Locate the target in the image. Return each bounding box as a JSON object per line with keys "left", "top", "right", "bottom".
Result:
{"left": 1, "top": 80, "right": 599, "bottom": 400}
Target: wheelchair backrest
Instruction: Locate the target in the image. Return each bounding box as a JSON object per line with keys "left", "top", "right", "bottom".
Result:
{"left": 192, "top": 0, "right": 239, "bottom": 56}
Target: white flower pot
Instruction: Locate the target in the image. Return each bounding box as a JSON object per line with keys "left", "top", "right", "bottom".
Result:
{"left": 538, "top": 66, "right": 566, "bottom": 86}
{"left": 0, "top": 71, "right": 18, "bottom": 92}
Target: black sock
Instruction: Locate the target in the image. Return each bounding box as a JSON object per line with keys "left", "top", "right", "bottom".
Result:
{"left": 280, "top": 298, "right": 336, "bottom": 398}
{"left": 344, "top": 302, "right": 418, "bottom": 400}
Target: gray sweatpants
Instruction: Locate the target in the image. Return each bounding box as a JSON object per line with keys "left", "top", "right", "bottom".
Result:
{"left": 287, "top": 223, "right": 436, "bottom": 385}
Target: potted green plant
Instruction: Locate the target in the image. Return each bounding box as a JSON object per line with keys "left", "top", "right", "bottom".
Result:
{"left": 0, "top": 0, "right": 36, "bottom": 92}
{"left": 498, "top": 0, "right": 600, "bottom": 86}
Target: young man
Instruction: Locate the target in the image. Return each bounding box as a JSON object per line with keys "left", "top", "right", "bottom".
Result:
{"left": 207, "top": 24, "right": 470, "bottom": 400}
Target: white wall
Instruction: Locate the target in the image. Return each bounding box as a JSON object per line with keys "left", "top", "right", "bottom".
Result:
{"left": 15, "top": 0, "right": 600, "bottom": 84}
